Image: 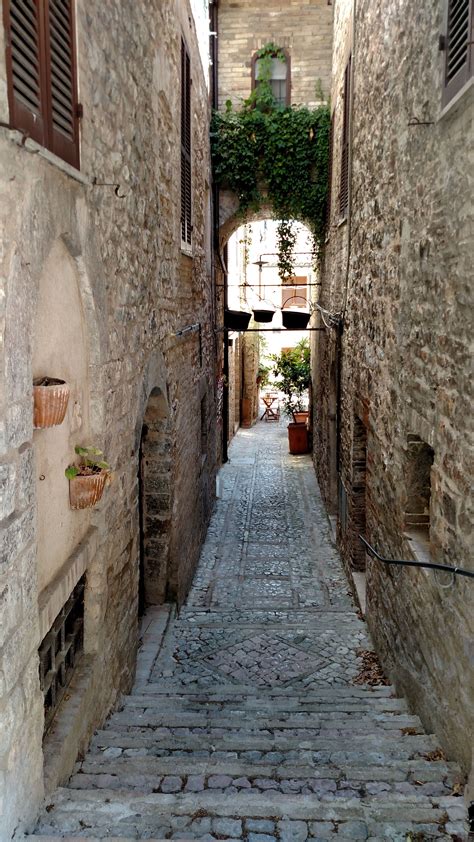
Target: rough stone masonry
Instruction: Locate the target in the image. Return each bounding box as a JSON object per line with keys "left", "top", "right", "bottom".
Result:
{"left": 0, "top": 0, "right": 216, "bottom": 836}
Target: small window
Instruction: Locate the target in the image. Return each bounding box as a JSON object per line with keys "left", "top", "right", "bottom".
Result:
{"left": 339, "top": 55, "right": 352, "bottom": 219}
{"left": 4, "top": 0, "right": 80, "bottom": 168}
{"left": 442, "top": 0, "right": 473, "bottom": 107}
{"left": 404, "top": 436, "right": 434, "bottom": 545}
{"left": 252, "top": 50, "right": 290, "bottom": 107}
{"left": 181, "top": 38, "right": 192, "bottom": 247}
{"left": 38, "top": 574, "right": 85, "bottom": 735}
{"left": 281, "top": 275, "right": 308, "bottom": 309}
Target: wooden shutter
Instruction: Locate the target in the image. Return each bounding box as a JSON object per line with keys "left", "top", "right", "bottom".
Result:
{"left": 339, "top": 55, "right": 351, "bottom": 219}
{"left": 325, "top": 113, "right": 334, "bottom": 230}
{"left": 443, "top": 0, "right": 473, "bottom": 106}
{"left": 4, "top": 0, "right": 46, "bottom": 144}
{"left": 3, "top": 0, "right": 80, "bottom": 168}
{"left": 45, "top": 0, "right": 80, "bottom": 168}
{"left": 181, "top": 39, "right": 192, "bottom": 246}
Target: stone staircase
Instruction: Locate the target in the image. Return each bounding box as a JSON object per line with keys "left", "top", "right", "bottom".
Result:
{"left": 32, "top": 423, "right": 468, "bottom": 840}
{"left": 32, "top": 608, "right": 467, "bottom": 841}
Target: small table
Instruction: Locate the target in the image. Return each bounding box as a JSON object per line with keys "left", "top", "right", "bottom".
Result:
{"left": 261, "top": 393, "right": 280, "bottom": 422}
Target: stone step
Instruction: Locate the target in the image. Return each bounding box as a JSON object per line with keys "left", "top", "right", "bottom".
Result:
{"left": 68, "top": 755, "right": 459, "bottom": 798}
{"left": 90, "top": 729, "right": 440, "bottom": 760}
{"left": 33, "top": 788, "right": 468, "bottom": 839}
{"left": 123, "top": 693, "right": 407, "bottom": 713}
{"left": 131, "top": 684, "right": 398, "bottom": 700}
{"left": 108, "top": 710, "right": 422, "bottom": 732}
{"left": 85, "top": 744, "right": 461, "bottom": 786}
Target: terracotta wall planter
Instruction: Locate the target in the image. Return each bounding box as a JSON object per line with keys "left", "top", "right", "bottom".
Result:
{"left": 33, "top": 378, "right": 70, "bottom": 428}
{"left": 69, "top": 471, "right": 107, "bottom": 510}
{"left": 288, "top": 422, "right": 309, "bottom": 454}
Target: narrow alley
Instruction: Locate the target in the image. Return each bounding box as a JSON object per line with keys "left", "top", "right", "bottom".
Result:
{"left": 33, "top": 422, "right": 466, "bottom": 841}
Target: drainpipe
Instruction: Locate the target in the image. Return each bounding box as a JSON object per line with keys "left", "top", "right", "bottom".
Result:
{"left": 222, "top": 247, "right": 229, "bottom": 464}
{"left": 209, "top": 1, "right": 229, "bottom": 463}
{"left": 336, "top": 0, "right": 356, "bottom": 478}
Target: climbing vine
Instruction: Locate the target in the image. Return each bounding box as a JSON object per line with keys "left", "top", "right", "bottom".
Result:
{"left": 210, "top": 44, "right": 330, "bottom": 279}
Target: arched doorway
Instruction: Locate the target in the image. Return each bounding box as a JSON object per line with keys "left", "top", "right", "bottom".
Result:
{"left": 138, "top": 386, "right": 173, "bottom": 613}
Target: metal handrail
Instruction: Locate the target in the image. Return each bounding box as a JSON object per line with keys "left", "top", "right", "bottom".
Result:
{"left": 359, "top": 535, "right": 474, "bottom": 579}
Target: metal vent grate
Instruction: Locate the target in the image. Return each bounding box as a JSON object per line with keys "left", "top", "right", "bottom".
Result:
{"left": 446, "top": 0, "right": 470, "bottom": 82}
{"left": 38, "top": 574, "right": 85, "bottom": 734}
{"left": 49, "top": 0, "right": 75, "bottom": 140}
{"left": 9, "top": 0, "right": 41, "bottom": 115}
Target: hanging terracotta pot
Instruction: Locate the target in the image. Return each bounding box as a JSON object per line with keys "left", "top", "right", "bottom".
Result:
{"left": 281, "top": 296, "right": 311, "bottom": 330}
{"left": 224, "top": 309, "right": 252, "bottom": 331}
{"left": 252, "top": 307, "right": 275, "bottom": 323}
{"left": 33, "top": 378, "right": 70, "bottom": 428}
{"left": 282, "top": 308, "right": 311, "bottom": 330}
{"left": 68, "top": 471, "right": 107, "bottom": 510}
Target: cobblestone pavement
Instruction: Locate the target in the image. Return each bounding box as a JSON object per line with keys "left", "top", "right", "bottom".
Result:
{"left": 34, "top": 422, "right": 467, "bottom": 840}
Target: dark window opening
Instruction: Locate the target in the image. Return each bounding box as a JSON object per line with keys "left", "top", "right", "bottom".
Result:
{"left": 181, "top": 38, "right": 192, "bottom": 246}
{"left": 442, "top": 0, "right": 473, "bottom": 107}
{"left": 350, "top": 415, "right": 367, "bottom": 570}
{"left": 201, "top": 394, "right": 208, "bottom": 455}
{"left": 4, "top": 0, "right": 80, "bottom": 168}
{"left": 38, "top": 574, "right": 85, "bottom": 735}
{"left": 339, "top": 54, "right": 351, "bottom": 219}
{"left": 404, "top": 435, "right": 434, "bottom": 536}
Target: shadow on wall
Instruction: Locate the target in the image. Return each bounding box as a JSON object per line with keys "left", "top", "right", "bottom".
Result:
{"left": 138, "top": 384, "right": 174, "bottom": 610}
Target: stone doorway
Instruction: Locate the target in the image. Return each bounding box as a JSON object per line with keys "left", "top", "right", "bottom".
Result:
{"left": 138, "top": 387, "right": 173, "bottom": 610}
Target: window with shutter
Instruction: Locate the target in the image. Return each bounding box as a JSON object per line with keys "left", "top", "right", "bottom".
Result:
{"left": 442, "top": 0, "right": 473, "bottom": 107}
{"left": 339, "top": 55, "right": 351, "bottom": 219}
{"left": 3, "top": 0, "right": 80, "bottom": 168}
{"left": 181, "top": 38, "right": 192, "bottom": 247}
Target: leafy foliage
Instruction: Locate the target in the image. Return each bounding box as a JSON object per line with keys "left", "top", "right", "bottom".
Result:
{"left": 211, "top": 45, "right": 330, "bottom": 276}
{"left": 271, "top": 339, "right": 311, "bottom": 420}
{"left": 65, "top": 445, "right": 111, "bottom": 480}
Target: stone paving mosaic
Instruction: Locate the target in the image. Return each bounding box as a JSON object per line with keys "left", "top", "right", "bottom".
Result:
{"left": 34, "top": 420, "right": 468, "bottom": 840}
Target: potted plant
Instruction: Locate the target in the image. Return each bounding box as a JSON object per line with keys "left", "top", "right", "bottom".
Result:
{"left": 256, "top": 363, "right": 271, "bottom": 388}
{"left": 65, "top": 445, "right": 112, "bottom": 510}
{"left": 271, "top": 339, "right": 311, "bottom": 454}
{"left": 33, "top": 377, "right": 70, "bottom": 428}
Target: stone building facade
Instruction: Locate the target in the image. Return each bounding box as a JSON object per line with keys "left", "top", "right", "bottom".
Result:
{"left": 314, "top": 0, "right": 473, "bottom": 787}
{"left": 216, "top": 0, "right": 333, "bottom": 448}
{"left": 0, "top": 0, "right": 216, "bottom": 836}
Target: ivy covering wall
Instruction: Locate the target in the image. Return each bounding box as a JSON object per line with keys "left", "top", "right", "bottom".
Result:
{"left": 211, "top": 44, "right": 331, "bottom": 279}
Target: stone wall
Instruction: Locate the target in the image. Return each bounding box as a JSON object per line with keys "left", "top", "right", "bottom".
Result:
{"left": 218, "top": 0, "right": 334, "bottom": 109}
{"left": 0, "top": 0, "right": 216, "bottom": 835}
{"left": 314, "top": 0, "right": 473, "bottom": 783}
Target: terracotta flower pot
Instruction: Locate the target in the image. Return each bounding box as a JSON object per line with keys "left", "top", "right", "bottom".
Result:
{"left": 288, "top": 422, "right": 309, "bottom": 454}
{"left": 293, "top": 411, "right": 309, "bottom": 425}
{"left": 69, "top": 471, "right": 107, "bottom": 510}
{"left": 33, "top": 378, "right": 70, "bottom": 428}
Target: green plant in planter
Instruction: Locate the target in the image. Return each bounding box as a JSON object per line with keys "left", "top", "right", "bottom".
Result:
{"left": 271, "top": 339, "right": 311, "bottom": 421}
{"left": 65, "top": 445, "right": 111, "bottom": 480}
{"left": 256, "top": 363, "right": 271, "bottom": 388}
